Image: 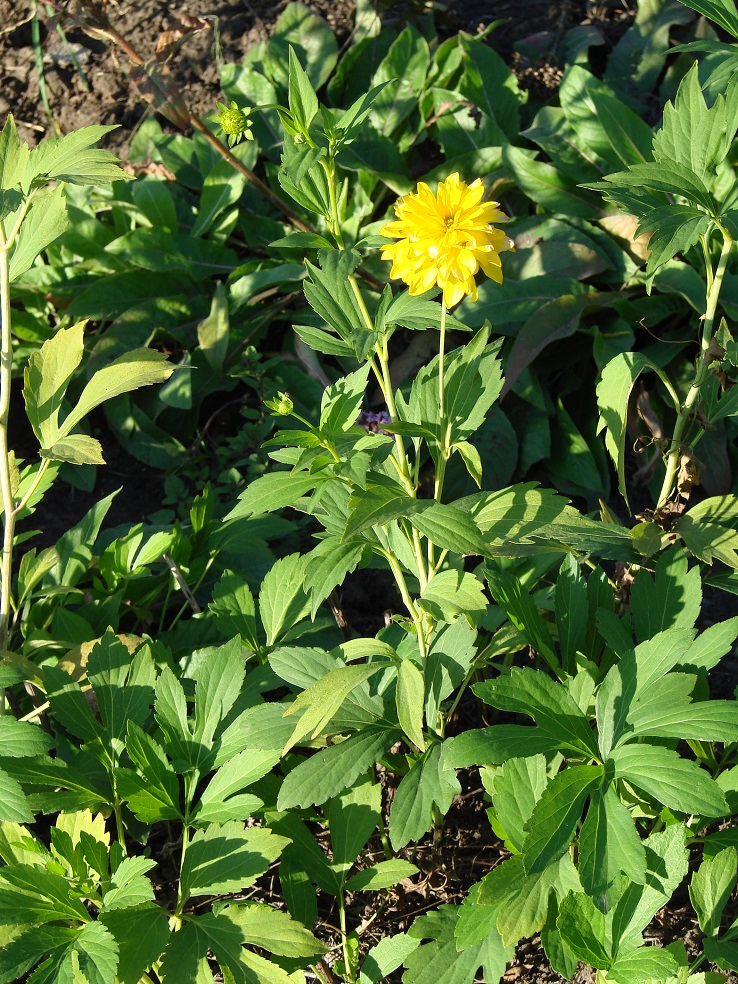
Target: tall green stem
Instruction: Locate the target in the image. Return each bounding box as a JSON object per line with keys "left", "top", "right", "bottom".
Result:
{"left": 0, "top": 239, "right": 15, "bottom": 654}
{"left": 656, "top": 229, "right": 733, "bottom": 510}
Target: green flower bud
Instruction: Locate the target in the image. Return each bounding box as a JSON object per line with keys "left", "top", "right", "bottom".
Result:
{"left": 214, "top": 101, "right": 254, "bottom": 148}
{"left": 266, "top": 391, "right": 293, "bottom": 416}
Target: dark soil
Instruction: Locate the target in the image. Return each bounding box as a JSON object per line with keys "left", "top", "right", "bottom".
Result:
{"left": 4, "top": 2, "right": 738, "bottom": 984}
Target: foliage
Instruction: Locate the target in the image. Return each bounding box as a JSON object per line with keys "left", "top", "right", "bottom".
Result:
{"left": 1, "top": 1, "right": 738, "bottom": 983}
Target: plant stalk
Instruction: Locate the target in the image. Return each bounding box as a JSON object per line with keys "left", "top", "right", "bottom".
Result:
{"left": 656, "top": 229, "right": 733, "bottom": 510}
{"left": 0, "top": 242, "right": 15, "bottom": 655}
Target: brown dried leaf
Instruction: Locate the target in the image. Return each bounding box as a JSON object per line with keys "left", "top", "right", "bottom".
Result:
{"left": 599, "top": 212, "right": 652, "bottom": 261}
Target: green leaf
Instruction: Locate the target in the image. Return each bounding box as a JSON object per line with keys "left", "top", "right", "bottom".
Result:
{"left": 259, "top": 553, "right": 311, "bottom": 647}
{"left": 180, "top": 822, "right": 289, "bottom": 901}
{"left": 420, "top": 569, "right": 487, "bottom": 625}
{"left": 630, "top": 545, "right": 702, "bottom": 642}
{"left": 484, "top": 572, "right": 559, "bottom": 673}
{"left": 226, "top": 471, "right": 324, "bottom": 520}
{"left": 503, "top": 145, "right": 600, "bottom": 218}
{"left": 0, "top": 863, "right": 89, "bottom": 924}
{"left": 327, "top": 777, "right": 381, "bottom": 876}
{"left": 609, "top": 744, "right": 728, "bottom": 817}
{"left": 100, "top": 904, "right": 170, "bottom": 984}
{"left": 193, "top": 637, "right": 246, "bottom": 746}
{"left": 219, "top": 901, "right": 326, "bottom": 957}
{"left": 654, "top": 62, "right": 738, "bottom": 182}
{"left": 197, "top": 283, "right": 229, "bottom": 371}
{"left": 478, "top": 666, "right": 598, "bottom": 757}
{"left": 102, "top": 857, "right": 156, "bottom": 912}
{"left": 640, "top": 204, "right": 712, "bottom": 280}
{"left": 0, "top": 717, "right": 51, "bottom": 758}
{"left": 359, "top": 933, "right": 420, "bottom": 984}
{"left": 282, "top": 661, "right": 391, "bottom": 753}
{"left": 610, "top": 824, "right": 689, "bottom": 953}
{"left": 118, "top": 722, "right": 182, "bottom": 823}
{"left": 489, "top": 755, "right": 548, "bottom": 853}
{"left": 304, "top": 537, "right": 366, "bottom": 620}
{"left": 344, "top": 485, "right": 426, "bottom": 540}
{"left": 277, "top": 725, "right": 401, "bottom": 810}
{"left": 23, "top": 321, "right": 85, "bottom": 450}
{"left": 522, "top": 765, "right": 603, "bottom": 874}
{"left": 678, "top": 0, "right": 738, "bottom": 36}
{"left": 555, "top": 554, "right": 588, "bottom": 675}
{"left": 396, "top": 659, "right": 426, "bottom": 751}
{"left": 446, "top": 724, "right": 559, "bottom": 767}
{"left": 578, "top": 786, "right": 647, "bottom": 912}
{"left": 320, "top": 363, "right": 371, "bottom": 436}
{"left": 608, "top": 946, "right": 681, "bottom": 984}
{"left": 471, "top": 853, "right": 580, "bottom": 949}
{"left": 557, "top": 891, "right": 611, "bottom": 968}
{"left": 9, "top": 185, "right": 68, "bottom": 282}
{"left": 209, "top": 570, "right": 260, "bottom": 652}
{"left": 389, "top": 743, "right": 460, "bottom": 850}
{"left": 403, "top": 904, "right": 512, "bottom": 984}
{"left": 369, "top": 26, "right": 430, "bottom": 140}
{"left": 345, "top": 859, "right": 419, "bottom": 893}
{"left": 192, "top": 748, "right": 280, "bottom": 825}
{"left": 589, "top": 87, "right": 653, "bottom": 167}
{"left": 0, "top": 767, "right": 32, "bottom": 823}
{"left": 59, "top": 348, "right": 174, "bottom": 441}
{"left": 288, "top": 45, "right": 319, "bottom": 131}
{"left": 689, "top": 847, "right": 737, "bottom": 937}
{"left": 43, "top": 433, "right": 105, "bottom": 466}
{"left": 24, "top": 124, "right": 128, "bottom": 188}
{"left": 87, "top": 630, "right": 156, "bottom": 756}
{"left": 598, "top": 352, "right": 663, "bottom": 510}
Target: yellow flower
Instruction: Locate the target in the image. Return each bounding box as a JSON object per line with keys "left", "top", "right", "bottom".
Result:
{"left": 379, "top": 173, "right": 514, "bottom": 308}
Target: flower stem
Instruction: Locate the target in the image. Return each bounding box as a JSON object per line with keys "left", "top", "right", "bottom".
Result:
{"left": 0, "top": 233, "right": 15, "bottom": 655}
{"left": 656, "top": 228, "right": 733, "bottom": 510}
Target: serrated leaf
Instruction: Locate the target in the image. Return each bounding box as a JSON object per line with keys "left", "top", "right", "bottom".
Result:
{"left": 118, "top": 722, "right": 181, "bottom": 823}
{"left": 610, "top": 824, "right": 689, "bottom": 954}
{"left": 226, "top": 471, "right": 324, "bottom": 520}
{"left": 578, "top": 786, "right": 647, "bottom": 913}
{"left": 396, "top": 659, "right": 426, "bottom": 751}
{"left": 0, "top": 767, "right": 33, "bottom": 823}
{"left": 192, "top": 748, "right": 280, "bottom": 825}
{"left": 9, "top": 185, "right": 67, "bottom": 282}
{"left": 180, "top": 823, "right": 289, "bottom": 901}
{"left": 689, "top": 847, "right": 737, "bottom": 937}
{"left": 0, "top": 718, "right": 51, "bottom": 759}
{"left": 220, "top": 901, "right": 326, "bottom": 957}
{"left": 59, "top": 348, "right": 174, "bottom": 440}
{"left": 609, "top": 743, "right": 727, "bottom": 817}
{"left": 282, "top": 662, "right": 391, "bottom": 753}
{"left": 327, "top": 777, "right": 381, "bottom": 876}
{"left": 304, "top": 537, "right": 366, "bottom": 619}
{"left": 209, "top": 570, "right": 260, "bottom": 652}
{"left": 389, "top": 743, "right": 460, "bottom": 850}
{"left": 522, "top": 765, "right": 603, "bottom": 873}
{"left": 102, "top": 857, "right": 156, "bottom": 912}
{"left": 193, "top": 637, "right": 245, "bottom": 747}
{"left": 23, "top": 321, "right": 85, "bottom": 449}
{"left": 555, "top": 554, "right": 588, "bottom": 675}
{"left": 489, "top": 755, "right": 548, "bottom": 853}
{"left": 100, "top": 903, "right": 170, "bottom": 984}
{"left": 259, "top": 553, "right": 311, "bottom": 647}
{"left": 277, "top": 726, "right": 400, "bottom": 810}
{"left": 345, "top": 859, "right": 419, "bottom": 893}
{"left": 478, "top": 666, "right": 598, "bottom": 757}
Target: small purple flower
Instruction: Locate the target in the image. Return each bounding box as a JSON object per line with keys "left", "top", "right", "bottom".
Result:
{"left": 356, "top": 410, "right": 391, "bottom": 434}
